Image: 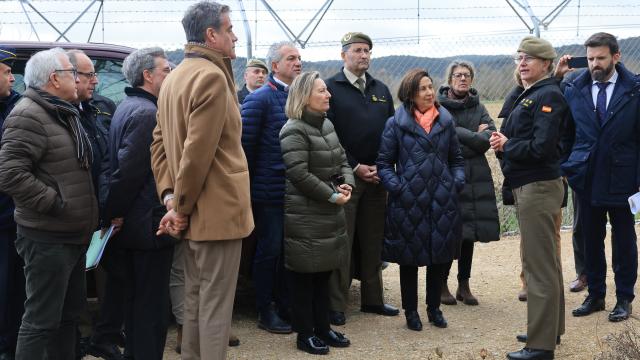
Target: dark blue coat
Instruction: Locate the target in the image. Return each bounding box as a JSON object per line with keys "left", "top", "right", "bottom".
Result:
{"left": 104, "top": 87, "right": 174, "bottom": 250}
{"left": 0, "top": 90, "right": 21, "bottom": 230}
{"left": 561, "top": 63, "right": 640, "bottom": 206}
{"left": 241, "top": 74, "right": 287, "bottom": 204}
{"left": 377, "top": 105, "right": 465, "bottom": 266}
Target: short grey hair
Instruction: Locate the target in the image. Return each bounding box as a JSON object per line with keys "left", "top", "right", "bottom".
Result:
{"left": 445, "top": 60, "right": 475, "bottom": 85}
{"left": 266, "top": 41, "right": 297, "bottom": 70}
{"left": 285, "top": 71, "right": 320, "bottom": 120}
{"left": 66, "top": 49, "right": 88, "bottom": 68}
{"left": 182, "top": 1, "right": 230, "bottom": 43}
{"left": 24, "top": 47, "right": 65, "bottom": 89}
{"left": 122, "top": 47, "right": 166, "bottom": 87}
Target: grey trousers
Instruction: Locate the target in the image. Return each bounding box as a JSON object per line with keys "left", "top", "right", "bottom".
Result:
{"left": 514, "top": 178, "right": 565, "bottom": 351}
{"left": 169, "top": 241, "right": 185, "bottom": 325}
{"left": 14, "top": 234, "right": 87, "bottom": 360}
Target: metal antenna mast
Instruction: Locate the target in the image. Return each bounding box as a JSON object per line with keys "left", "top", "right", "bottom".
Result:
{"left": 505, "top": 0, "right": 573, "bottom": 37}
{"left": 17, "top": 0, "right": 105, "bottom": 42}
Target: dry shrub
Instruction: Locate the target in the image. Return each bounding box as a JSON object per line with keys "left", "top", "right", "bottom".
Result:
{"left": 595, "top": 324, "right": 640, "bottom": 360}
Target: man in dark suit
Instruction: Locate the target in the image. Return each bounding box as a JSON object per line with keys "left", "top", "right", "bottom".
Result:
{"left": 558, "top": 32, "right": 640, "bottom": 322}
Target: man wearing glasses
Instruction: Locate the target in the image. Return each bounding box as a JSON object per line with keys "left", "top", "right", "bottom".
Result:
{"left": 0, "top": 48, "right": 98, "bottom": 359}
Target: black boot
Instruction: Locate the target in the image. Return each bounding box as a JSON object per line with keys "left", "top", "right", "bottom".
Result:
{"left": 258, "top": 304, "right": 292, "bottom": 334}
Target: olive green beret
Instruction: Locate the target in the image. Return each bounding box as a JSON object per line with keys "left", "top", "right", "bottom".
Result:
{"left": 246, "top": 58, "right": 268, "bottom": 72}
{"left": 518, "top": 36, "right": 557, "bottom": 60}
{"left": 341, "top": 32, "right": 372, "bottom": 49}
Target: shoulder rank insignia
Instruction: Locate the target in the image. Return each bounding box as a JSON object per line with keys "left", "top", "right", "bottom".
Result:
{"left": 520, "top": 98, "right": 534, "bottom": 107}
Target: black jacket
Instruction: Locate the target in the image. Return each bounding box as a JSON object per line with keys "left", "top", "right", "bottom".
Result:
{"left": 498, "top": 77, "right": 570, "bottom": 189}
{"left": 77, "top": 97, "right": 113, "bottom": 225}
{"left": 0, "top": 90, "right": 21, "bottom": 230}
{"left": 105, "top": 87, "right": 175, "bottom": 249}
{"left": 325, "top": 69, "right": 395, "bottom": 167}
{"left": 438, "top": 87, "right": 500, "bottom": 243}
{"left": 237, "top": 84, "right": 251, "bottom": 105}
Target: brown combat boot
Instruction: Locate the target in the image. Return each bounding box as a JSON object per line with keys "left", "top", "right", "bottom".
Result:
{"left": 456, "top": 279, "right": 479, "bottom": 306}
{"left": 440, "top": 278, "right": 457, "bottom": 305}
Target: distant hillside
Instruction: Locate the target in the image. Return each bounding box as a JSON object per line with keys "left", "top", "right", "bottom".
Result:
{"left": 166, "top": 36, "right": 640, "bottom": 102}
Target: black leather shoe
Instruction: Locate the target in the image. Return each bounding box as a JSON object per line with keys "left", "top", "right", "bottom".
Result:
{"left": 405, "top": 310, "right": 422, "bottom": 331}
{"left": 507, "top": 347, "right": 554, "bottom": 359}
{"left": 297, "top": 335, "right": 329, "bottom": 355}
{"left": 360, "top": 304, "right": 400, "bottom": 316}
{"left": 609, "top": 299, "right": 632, "bottom": 322}
{"left": 329, "top": 310, "right": 346, "bottom": 326}
{"left": 572, "top": 295, "right": 605, "bottom": 317}
{"left": 427, "top": 308, "right": 447, "bottom": 328}
{"left": 85, "top": 341, "right": 124, "bottom": 360}
{"left": 258, "top": 306, "right": 293, "bottom": 334}
{"left": 316, "top": 329, "right": 350, "bottom": 347}
{"left": 516, "top": 334, "right": 561, "bottom": 345}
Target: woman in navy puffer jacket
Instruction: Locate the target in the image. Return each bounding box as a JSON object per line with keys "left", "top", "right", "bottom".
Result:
{"left": 377, "top": 68, "right": 465, "bottom": 332}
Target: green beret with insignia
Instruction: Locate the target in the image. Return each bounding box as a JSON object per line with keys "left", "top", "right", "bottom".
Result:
{"left": 341, "top": 32, "right": 373, "bottom": 49}
{"left": 246, "top": 58, "right": 268, "bottom": 73}
{"left": 517, "top": 36, "right": 557, "bottom": 60}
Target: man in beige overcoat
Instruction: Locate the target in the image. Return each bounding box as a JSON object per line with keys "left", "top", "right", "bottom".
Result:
{"left": 150, "top": 2, "right": 254, "bottom": 359}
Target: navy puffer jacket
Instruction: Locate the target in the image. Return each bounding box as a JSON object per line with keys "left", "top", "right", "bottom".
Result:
{"left": 241, "top": 74, "right": 288, "bottom": 204}
{"left": 377, "top": 105, "right": 465, "bottom": 266}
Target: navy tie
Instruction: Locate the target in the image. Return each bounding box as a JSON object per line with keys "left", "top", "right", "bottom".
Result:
{"left": 596, "top": 81, "right": 610, "bottom": 124}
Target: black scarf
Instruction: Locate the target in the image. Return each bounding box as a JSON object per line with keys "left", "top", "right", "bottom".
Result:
{"left": 32, "top": 87, "right": 93, "bottom": 169}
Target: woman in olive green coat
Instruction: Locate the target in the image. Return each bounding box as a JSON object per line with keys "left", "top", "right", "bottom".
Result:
{"left": 279, "top": 71, "right": 355, "bottom": 356}
{"left": 437, "top": 60, "right": 500, "bottom": 306}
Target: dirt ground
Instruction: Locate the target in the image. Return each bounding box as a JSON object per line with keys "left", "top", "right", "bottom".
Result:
{"left": 86, "top": 226, "right": 636, "bottom": 360}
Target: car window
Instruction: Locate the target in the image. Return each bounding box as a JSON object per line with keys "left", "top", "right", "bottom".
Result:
{"left": 11, "top": 58, "right": 127, "bottom": 105}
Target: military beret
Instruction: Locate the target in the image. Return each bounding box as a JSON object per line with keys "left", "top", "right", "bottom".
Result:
{"left": 246, "top": 58, "right": 268, "bottom": 73}
{"left": 0, "top": 47, "right": 17, "bottom": 65}
{"left": 341, "top": 32, "right": 372, "bottom": 49}
{"left": 518, "top": 36, "right": 557, "bottom": 60}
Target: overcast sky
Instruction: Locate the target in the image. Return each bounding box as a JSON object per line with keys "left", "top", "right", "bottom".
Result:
{"left": 1, "top": 0, "right": 639, "bottom": 60}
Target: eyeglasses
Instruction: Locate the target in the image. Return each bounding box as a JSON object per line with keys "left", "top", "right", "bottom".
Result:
{"left": 452, "top": 73, "right": 472, "bottom": 79}
{"left": 77, "top": 71, "right": 97, "bottom": 79}
{"left": 513, "top": 55, "right": 539, "bottom": 64}
{"left": 54, "top": 68, "right": 78, "bottom": 79}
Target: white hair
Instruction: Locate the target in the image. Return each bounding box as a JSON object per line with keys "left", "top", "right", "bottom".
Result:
{"left": 24, "top": 47, "right": 66, "bottom": 89}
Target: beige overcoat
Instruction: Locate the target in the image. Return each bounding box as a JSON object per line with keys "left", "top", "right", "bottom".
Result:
{"left": 151, "top": 44, "right": 254, "bottom": 241}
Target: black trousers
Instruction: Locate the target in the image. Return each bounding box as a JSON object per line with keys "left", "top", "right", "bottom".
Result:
{"left": 578, "top": 195, "right": 637, "bottom": 301}
{"left": 14, "top": 234, "right": 87, "bottom": 360}
{"left": 444, "top": 241, "right": 474, "bottom": 281}
{"left": 122, "top": 246, "right": 174, "bottom": 360}
{"left": 0, "top": 226, "right": 25, "bottom": 354}
{"left": 91, "top": 245, "right": 126, "bottom": 345}
{"left": 400, "top": 264, "right": 446, "bottom": 312}
{"left": 290, "top": 271, "right": 331, "bottom": 338}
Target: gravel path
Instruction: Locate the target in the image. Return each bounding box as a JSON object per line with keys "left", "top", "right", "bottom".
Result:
{"left": 87, "top": 227, "right": 637, "bottom": 359}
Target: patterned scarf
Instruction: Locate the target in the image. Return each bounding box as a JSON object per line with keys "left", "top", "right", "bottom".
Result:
{"left": 32, "top": 87, "right": 93, "bottom": 169}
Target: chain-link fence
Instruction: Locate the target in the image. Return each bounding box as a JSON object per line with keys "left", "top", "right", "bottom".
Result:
{"left": 218, "top": 33, "right": 640, "bottom": 235}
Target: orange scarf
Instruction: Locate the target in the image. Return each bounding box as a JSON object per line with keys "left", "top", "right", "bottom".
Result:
{"left": 414, "top": 106, "right": 439, "bottom": 134}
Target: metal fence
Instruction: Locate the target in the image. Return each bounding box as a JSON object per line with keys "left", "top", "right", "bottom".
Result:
{"left": 227, "top": 32, "right": 640, "bottom": 234}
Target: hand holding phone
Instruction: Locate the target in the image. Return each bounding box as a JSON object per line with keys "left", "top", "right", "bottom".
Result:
{"left": 568, "top": 56, "right": 588, "bottom": 69}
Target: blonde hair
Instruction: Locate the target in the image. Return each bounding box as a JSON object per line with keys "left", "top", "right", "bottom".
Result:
{"left": 285, "top": 71, "right": 320, "bottom": 120}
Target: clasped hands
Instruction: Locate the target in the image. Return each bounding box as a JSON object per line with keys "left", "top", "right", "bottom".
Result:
{"left": 489, "top": 131, "right": 508, "bottom": 152}
{"left": 157, "top": 198, "right": 189, "bottom": 237}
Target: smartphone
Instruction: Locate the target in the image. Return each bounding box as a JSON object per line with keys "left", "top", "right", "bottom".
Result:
{"left": 568, "top": 56, "right": 588, "bottom": 69}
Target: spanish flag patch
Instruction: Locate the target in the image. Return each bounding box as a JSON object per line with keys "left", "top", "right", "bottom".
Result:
{"left": 541, "top": 106, "right": 552, "bottom": 113}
